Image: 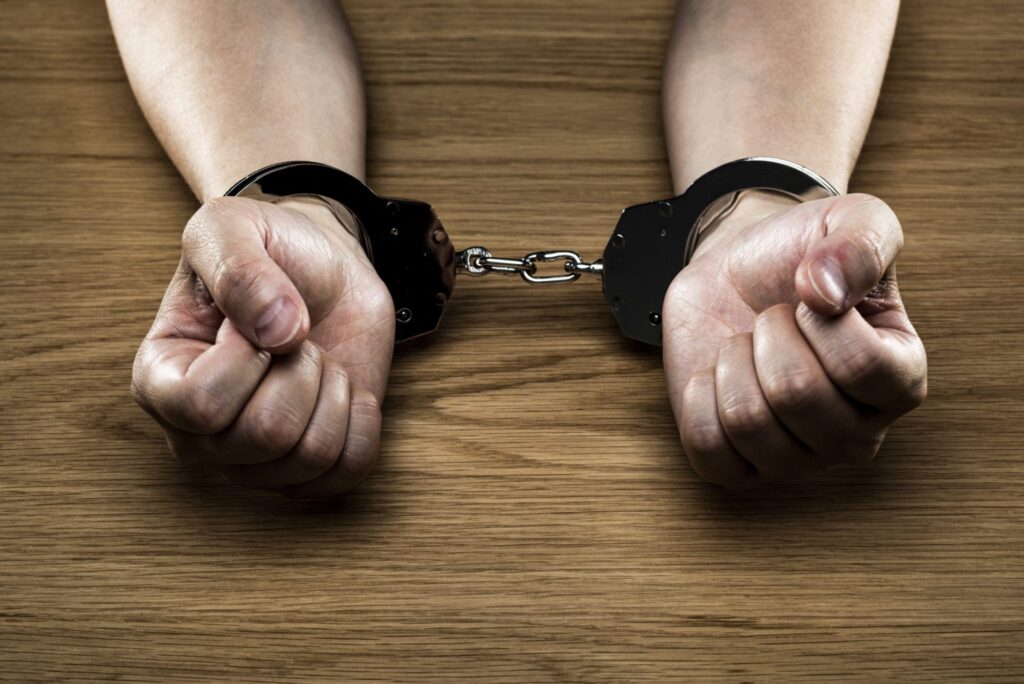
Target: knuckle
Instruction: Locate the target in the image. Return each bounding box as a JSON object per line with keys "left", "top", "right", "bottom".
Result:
{"left": 722, "top": 332, "right": 753, "bottom": 352}
{"left": 683, "top": 420, "right": 727, "bottom": 458}
{"left": 850, "top": 193, "right": 903, "bottom": 258}
{"left": 132, "top": 344, "right": 232, "bottom": 433}
{"left": 831, "top": 342, "right": 883, "bottom": 387}
{"left": 248, "top": 407, "right": 307, "bottom": 456}
{"left": 291, "top": 433, "right": 343, "bottom": 477}
{"left": 686, "top": 446, "right": 755, "bottom": 492}
{"left": 353, "top": 391, "right": 382, "bottom": 425}
{"left": 763, "top": 369, "right": 821, "bottom": 415}
{"left": 681, "top": 369, "right": 714, "bottom": 407}
{"left": 761, "top": 303, "right": 796, "bottom": 327}
{"left": 718, "top": 396, "right": 772, "bottom": 441}
{"left": 290, "top": 343, "right": 326, "bottom": 387}
{"left": 844, "top": 226, "right": 887, "bottom": 279}
{"left": 211, "top": 253, "right": 266, "bottom": 309}
{"left": 177, "top": 382, "right": 233, "bottom": 433}
{"left": 295, "top": 341, "right": 324, "bottom": 372}
{"left": 337, "top": 396, "right": 382, "bottom": 480}
{"left": 339, "top": 443, "right": 378, "bottom": 482}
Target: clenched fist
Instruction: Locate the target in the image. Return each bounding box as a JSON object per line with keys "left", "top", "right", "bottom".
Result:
{"left": 664, "top": 192, "right": 927, "bottom": 489}
{"left": 132, "top": 195, "right": 395, "bottom": 497}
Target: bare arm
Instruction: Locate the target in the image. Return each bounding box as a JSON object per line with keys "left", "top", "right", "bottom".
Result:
{"left": 663, "top": 0, "right": 898, "bottom": 193}
{"left": 108, "top": 0, "right": 365, "bottom": 200}
{"left": 661, "top": 2, "right": 926, "bottom": 490}
{"left": 112, "top": 1, "right": 394, "bottom": 497}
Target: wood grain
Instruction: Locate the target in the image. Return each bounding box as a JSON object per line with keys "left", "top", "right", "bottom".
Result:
{"left": 1, "top": 1, "right": 1022, "bottom": 681}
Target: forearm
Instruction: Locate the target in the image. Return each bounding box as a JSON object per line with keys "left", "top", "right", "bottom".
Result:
{"left": 107, "top": 0, "right": 364, "bottom": 201}
{"left": 663, "top": 0, "right": 898, "bottom": 194}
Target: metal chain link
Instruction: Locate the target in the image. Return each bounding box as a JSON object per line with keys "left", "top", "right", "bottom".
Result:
{"left": 456, "top": 246, "right": 603, "bottom": 284}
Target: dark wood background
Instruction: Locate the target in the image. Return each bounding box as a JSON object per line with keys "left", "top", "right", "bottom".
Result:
{"left": 1, "top": 1, "right": 1022, "bottom": 681}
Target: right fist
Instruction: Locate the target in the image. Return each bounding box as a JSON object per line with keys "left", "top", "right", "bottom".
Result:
{"left": 132, "top": 195, "right": 395, "bottom": 497}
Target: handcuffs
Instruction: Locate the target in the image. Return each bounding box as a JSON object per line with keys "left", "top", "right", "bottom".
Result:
{"left": 226, "top": 157, "right": 839, "bottom": 346}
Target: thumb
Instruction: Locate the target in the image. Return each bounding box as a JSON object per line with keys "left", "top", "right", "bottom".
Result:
{"left": 182, "top": 197, "right": 310, "bottom": 354}
{"left": 795, "top": 193, "right": 904, "bottom": 317}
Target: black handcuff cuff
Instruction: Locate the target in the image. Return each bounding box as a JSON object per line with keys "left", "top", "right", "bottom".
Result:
{"left": 225, "top": 157, "right": 839, "bottom": 347}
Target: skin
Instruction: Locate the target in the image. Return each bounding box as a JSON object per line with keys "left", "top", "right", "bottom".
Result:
{"left": 663, "top": 1, "right": 927, "bottom": 488}
{"left": 110, "top": 0, "right": 926, "bottom": 496}
{"left": 130, "top": 195, "right": 394, "bottom": 497}
{"left": 109, "top": 1, "right": 391, "bottom": 496}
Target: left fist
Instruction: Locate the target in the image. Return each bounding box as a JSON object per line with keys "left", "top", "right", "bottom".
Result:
{"left": 663, "top": 192, "right": 927, "bottom": 489}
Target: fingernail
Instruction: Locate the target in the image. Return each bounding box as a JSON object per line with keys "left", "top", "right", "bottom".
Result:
{"left": 255, "top": 296, "right": 300, "bottom": 348}
{"left": 809, "top": 256, "right": 847, "bottom": 309}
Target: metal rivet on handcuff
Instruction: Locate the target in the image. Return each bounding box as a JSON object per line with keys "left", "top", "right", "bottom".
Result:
{"left": 225, "top": 158, "right": 838, "bottom": 347}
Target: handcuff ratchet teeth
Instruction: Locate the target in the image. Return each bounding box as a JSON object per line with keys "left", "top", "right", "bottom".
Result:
{"left": 225, "top": 158, "right": 838, "bottom": 347}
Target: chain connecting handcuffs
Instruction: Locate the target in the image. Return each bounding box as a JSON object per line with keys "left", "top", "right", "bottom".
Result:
{"left": 226, "top": 157, "right": 839, "bottom": 347}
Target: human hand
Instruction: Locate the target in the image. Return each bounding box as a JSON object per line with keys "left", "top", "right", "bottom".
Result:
{"left": 663, "top": 192, "right": 927, "bottom": 489}
{"left": 132, "top": 195, "right": 395, "bottom": 497}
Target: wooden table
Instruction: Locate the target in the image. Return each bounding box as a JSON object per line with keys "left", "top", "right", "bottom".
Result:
{"left": 2, "top": 1, "right": 1021, "bottom": 680}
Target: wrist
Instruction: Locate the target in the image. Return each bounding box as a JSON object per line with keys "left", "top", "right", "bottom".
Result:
{"left": 274, "top": 195, "right": 364, "bottom": 245}
{"left": 689, "top": 189, "right": 801, "bottom": 260}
